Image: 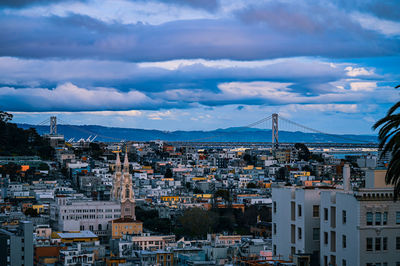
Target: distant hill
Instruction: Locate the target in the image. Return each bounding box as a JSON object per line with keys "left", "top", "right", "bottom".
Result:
{"left": 17, "top": 123, "right": 378, "bottom": 143}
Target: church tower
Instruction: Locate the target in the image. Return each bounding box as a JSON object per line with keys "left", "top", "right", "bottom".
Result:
{"left": 111, "top": 150, "right": 122, "bottom": 201}
{"left": 120, "top": 148, "right": 136, "bottom": 219}
{"left": 112, "top": 147, "right": 136, "bottom": 220}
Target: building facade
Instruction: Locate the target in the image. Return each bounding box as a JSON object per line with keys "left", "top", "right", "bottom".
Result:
{"left": 0, "top": 221, "right": 33, "bottom": 266}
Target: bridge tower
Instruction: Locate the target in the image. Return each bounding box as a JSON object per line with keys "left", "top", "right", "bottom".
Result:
{"left": 50, "top": 116, "right": 57, "bottom": 135}
{"left": 272, "top": 113, "right": 279, "bottom": 150}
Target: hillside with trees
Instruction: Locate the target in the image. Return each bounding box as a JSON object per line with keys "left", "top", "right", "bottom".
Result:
{"left": 0, "top": 111, "right": 54, "bottom": 160}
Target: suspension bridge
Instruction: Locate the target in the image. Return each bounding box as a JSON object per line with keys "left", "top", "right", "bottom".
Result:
{"left": 35, "top": 114, "right": 378, "bottom": 148}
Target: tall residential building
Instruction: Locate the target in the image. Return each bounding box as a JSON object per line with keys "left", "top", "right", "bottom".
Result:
{"left": 272, "top": 185, "right": 324, "bottom": 265}
{"left": 319, "top": 170, "right": 400, "bottom": 266}
{"left": 0, "top": 221, "right": 33, "bottom": 266}
{"left": 272, "top": 165, "right": 400, "bottom": 266}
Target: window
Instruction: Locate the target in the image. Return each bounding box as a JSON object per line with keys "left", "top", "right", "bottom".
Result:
{"left": 366, "top": 238, "right": 373, "bottom": 251}
{"left": 273, "top": 223, "right": 276, "bottom": 235}
{"left": 298, "top": 205, "right": 302, "bottom": 217}
{"left": 298, "top": 227, "right": 302, "bottom": 240}
{"left": 324, "top": 232, "right": 328, "bottom": 245}
{"left": 375, "top": 237, "right": 381, "bottom": 251}
{"left": 342, "top": 259, "right": 346, "bottom": 266}
{"left": 376, "top": 212, "right": 382, "bottom": 225}
{"left": 396, "top": 212, "right": 400, "bottom": 224}
{"left": 291, "top": 202, "right": 295, "bottom": 221}
{"left": 342, "top": 235, "right": 346, "bottom": 249}
{"left": 383, "top": 237, "right": 387, "bottom": 250}
{"left": 273, "top": 201, "right": 276, "bottom": 213}
{"left": 383, "top": 212, "right": 388, "bottom": 225}
{"left": 324, "top": 208, "right": 328, "bottom": 221}
{"left": 367, "top": 212, "right": 373, "bottom": 225}
{"left": 313, "top": 228, "right": 320, "bottom": 241}
{"left": 80, "top": 225, "right": 85, "bottom": 230}
{"left": 313, "top": 205, "right": 320, "bottom": 218}
{"left": 396, "top": 237, "right": 400, "bottom": 250}
{"left": 342, "top": 210, "right": 346, "bottom": 224}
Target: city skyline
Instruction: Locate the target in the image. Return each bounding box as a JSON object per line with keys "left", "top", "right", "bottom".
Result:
{"left": 1, "top": 0, "right": 400, "bottom": 134}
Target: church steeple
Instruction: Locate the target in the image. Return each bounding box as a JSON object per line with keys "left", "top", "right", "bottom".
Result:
{"left": 111, "top": 148, "right": 122, "bottom": 201}
{"left": 115, "top": 151, "right": 121, "bottom": 173}
{"left": 123, "top": 146, "right": 129, "bottom": 173}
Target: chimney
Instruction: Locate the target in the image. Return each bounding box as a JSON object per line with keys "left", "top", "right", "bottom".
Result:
{"left": 343, "top": 164, "right": 351, "bottom": 191}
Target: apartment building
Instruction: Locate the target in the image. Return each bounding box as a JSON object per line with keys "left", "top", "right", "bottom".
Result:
{"left": 272, "top": 165, "right": 400, "bottom": 266}
{"left": 0, "top": 221, "right": 33, "bottom": 266}
{"left": 123, "top": 233, "right": 176, "bottom": 251}
{"left": 320, "top": 169, "right": 400, "bottom": 266}
{"left": 272, "top": 184, "right": 323, "bottom": 264}
{"left": 51, "top": 196, "right": 121, "bottom": 237}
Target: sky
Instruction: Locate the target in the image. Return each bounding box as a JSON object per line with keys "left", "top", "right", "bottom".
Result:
{"left": 1, "top": 0, "right": 400, "bottom": 134}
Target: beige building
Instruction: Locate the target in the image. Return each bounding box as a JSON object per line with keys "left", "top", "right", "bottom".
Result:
{"left": 111, "top": 218, "right": 143, "bottom": 239}
{"left": 123, "top": 233, "right": 176, "bottom": 251}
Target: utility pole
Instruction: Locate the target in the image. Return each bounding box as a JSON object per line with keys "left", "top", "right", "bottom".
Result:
{"left": 272, "top": 113, "right": 279, "bottom": 151}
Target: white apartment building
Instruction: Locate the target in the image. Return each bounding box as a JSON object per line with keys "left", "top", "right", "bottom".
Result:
{"left": 51, "top": 196, "right": 121, "bottom": 237}
{"left": 273, "top": 165, "right": 400, "bottom": 266}
{"left": 122, "top": 233, "right": 176, "bottom": 251}
{"left": 319, "top": 169, "right": 400, "bottom": 266}
{"left": 272, "top": 185, "right": 323, "bottom": 264}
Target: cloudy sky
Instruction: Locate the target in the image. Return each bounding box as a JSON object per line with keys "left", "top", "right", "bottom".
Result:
{"left": 1, "top": 0, "right": 399, "bottom": 134}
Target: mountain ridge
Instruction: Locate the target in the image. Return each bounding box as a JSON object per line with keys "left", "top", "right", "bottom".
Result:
{"left": 17, "top": 123, "right": 377, "bottom": 143}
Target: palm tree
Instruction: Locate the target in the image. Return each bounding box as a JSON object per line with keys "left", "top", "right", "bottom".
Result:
{"left": 373, "top": 85, "right": 400, "bottom": 199}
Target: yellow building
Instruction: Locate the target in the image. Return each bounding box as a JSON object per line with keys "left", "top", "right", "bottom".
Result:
{"left": 32, "top": 204, "right": 46, "bottom": 214}
{"left": 52, "top": 231, "right": 99, "bottom": 243}
{"left": 111, "top": 218, "right": 143, "bottom": 239}
{"left": 156, "top": 251, "right": 174, "bottom": 265}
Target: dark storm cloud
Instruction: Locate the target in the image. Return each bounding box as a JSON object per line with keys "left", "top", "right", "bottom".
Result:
{"left": 0, "top": 0, "right": 85, "bottom": 7}
{"left": 333, "top": 0, "right": 400, "bottom": 22}
{"left": 0, "top": 11, "right": 398, "bottom": 62}
{"left": 0, "top": 0, "right": 218, "bottom": 10}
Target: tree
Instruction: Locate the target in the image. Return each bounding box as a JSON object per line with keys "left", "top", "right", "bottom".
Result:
{"left": 178, "top": 208, "right": 217, "bottom": 238}
{"left": 246, "top": 182, "right": 257, "bottom": 188}
{"left": 276, "top": 167, "right": 288, "bottom": 181}
{"left": 24, "top": 208, "right": 39, "bottom": 217}
{"left": 164, "top": 167, "right": 173, "bottom": 179}
{"left": 0, "top": 111, "right": 13, "bottom": 123}
{"left": 295, "top": 143, "right": 311, "bottom": 161}
{"left": 193, "top": 187, "right": 204, "bottom": 194}
{"left": 0, "top": 163, "right": 21, "bottom": 181}
{"left": 373, "top": 85, "right": 400, "bottom": 199}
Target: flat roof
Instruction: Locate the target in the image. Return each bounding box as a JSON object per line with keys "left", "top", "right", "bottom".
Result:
{"left": 57, "top": 231, "right": 97, "bottom": 239}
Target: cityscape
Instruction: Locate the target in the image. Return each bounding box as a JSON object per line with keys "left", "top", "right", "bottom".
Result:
{"left": 1, "top": 0, "right": 400, "bottom": 266}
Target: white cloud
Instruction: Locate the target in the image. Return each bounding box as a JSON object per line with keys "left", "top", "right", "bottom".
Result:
{"left": 148, "top": 110, "right": 174, "bottom": 120}
{"left": 345, "top": 66, "right": 375, "bottom": 77}
{"left": 218, "top": 81, "right": 295, "bottom": 98}
{"left": 290, "top": 104, "right": 359, "bottom": 113}
{"left": 0, "top": 82, "right": 153, "bottom": 111}
{"left": 353, "top": 13, "right": 400, "bottom": 36}
{"left": 350, "top": 82, "right": 376, "bottom": 92}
